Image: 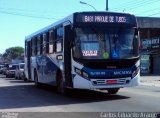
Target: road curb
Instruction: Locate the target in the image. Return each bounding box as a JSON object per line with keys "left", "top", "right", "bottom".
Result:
{"left": 140, "top": 82, "right": 160, "bottom": 87}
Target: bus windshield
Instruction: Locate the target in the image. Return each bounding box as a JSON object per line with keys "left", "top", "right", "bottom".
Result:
{"left": 73, "top": 27, "right": 139, "bottom": 59}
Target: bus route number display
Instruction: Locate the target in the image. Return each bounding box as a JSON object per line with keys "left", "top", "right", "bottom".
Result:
{"left": 82, "top": 15, "right": 128, "bottom": 23}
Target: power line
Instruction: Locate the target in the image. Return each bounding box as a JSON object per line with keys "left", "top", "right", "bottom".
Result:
{"left": 147, "top": 12, "right": 160, "bottom": 16}
{"left": 0, "top": 6, "right": 67, "bottom": 18}
{"left": 0, "top": 1, "right": 160, "bottom": 19}
{"left": 128, "top": 0, "right": 160, "bottom": 11}
{"left": 112, "top": 0, "right": 151, "bottom": 11}
{"left": 111, "top": 0, "right": 141, "bottom": 9}
{"left": 0, "top": 7, "right": 44, "bottom": 14}
{"left": 0, "top": 7, "right": 58, "bottom": 15}
{"left": 0, "top": 10, "right": 59, "bottom": 20}
{"left": 136, "top": 7, "right": 160, "bottom": 15}
{"left": 108, "top": 0, "right": 160, "bottom": 17}
{"left": 112, "top": 0, "right": 159, "bottom": 12}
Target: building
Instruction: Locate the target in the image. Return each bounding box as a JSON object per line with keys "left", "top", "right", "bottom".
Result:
{"left": 137, "top": 17, "right": 160, "bottom": 75}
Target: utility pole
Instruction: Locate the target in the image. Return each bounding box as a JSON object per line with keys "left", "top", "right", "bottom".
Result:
{"left": 106, "top": 0, "right": 108, "bottom": 11}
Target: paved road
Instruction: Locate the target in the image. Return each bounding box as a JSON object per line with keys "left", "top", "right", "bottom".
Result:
{"left": 0, "top": 74, "right": 160, "bottom": 117}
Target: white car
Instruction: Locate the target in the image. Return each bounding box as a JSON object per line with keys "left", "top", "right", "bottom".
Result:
{"left": 15, "top": 63, "right": 25, "bottom": 79}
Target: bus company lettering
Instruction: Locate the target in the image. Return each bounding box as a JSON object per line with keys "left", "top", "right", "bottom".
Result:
{"left": 113, "top": 70, "right": 132, "bottom": 75}
{"left": 84, "top": 15, "right": 127, "bottom": 23}
{"left": 90, "top": 71, "right": 106, "bottom": 76}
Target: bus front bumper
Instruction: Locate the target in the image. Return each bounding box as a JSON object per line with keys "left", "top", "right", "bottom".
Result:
{"left": 73, "top": 73, "right": 140, "bottom": 90}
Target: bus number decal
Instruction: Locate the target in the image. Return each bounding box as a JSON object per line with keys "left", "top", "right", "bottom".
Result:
{"left": 82, "top": 50, "right": 98, "bottom": 56}
{"left": 84, "top": 16, "right": 94, "bottom": 22}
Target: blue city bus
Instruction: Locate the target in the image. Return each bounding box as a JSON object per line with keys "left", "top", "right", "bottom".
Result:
{"left": 24, "top": 12, "right": 140, "bottom": 94}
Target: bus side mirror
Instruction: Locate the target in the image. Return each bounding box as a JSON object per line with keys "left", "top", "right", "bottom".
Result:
{"left": 134, "top": 29, "right": 140, "bottom": 54}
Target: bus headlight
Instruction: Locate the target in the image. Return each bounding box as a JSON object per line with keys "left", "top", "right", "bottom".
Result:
{"left": 75, "top": 67, "right": 89, "bottom": 79}
{"left": 82, "top": 71, "right": 89, "bottom": 78}
{"left": 75, "top": 67, "right": 82, "bottom": 75}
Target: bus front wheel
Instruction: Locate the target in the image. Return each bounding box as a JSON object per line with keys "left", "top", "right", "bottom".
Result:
{"left": 107, "top": 88, "right": 120, "bottom": 94}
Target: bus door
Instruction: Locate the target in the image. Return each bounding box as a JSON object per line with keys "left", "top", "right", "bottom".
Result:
{"left": 27, "top": 40, "right": 32, "bottom": 80}
{"left": 64, "top": 25, "right": 73, "bottom": 88}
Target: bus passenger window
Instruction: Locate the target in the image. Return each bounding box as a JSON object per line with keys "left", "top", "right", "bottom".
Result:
{"left": 40, "top": 35, "right": 43, "bottom": 54}
{"left": 37, "top": 36, "right": 41, "bottom": 55}
{"left": 49, "top": 30, "right": 55, "bottom": 53}
{"left": 31, "top": 38, "right": 37, "bottom": 56}
{"left": 30, "top": 39, "right": 32, "bottom": 56}
{"left": 35, "top": 37, "right": 37, "bottom": 55}
{"left": 25, "top": 41, "right": 27, "bottom": 56}
{"left": 57, "top": 27, "right": 63, "bottom": 39}
{"left": 56, "top": 41, "right": 62, "bottom": 52}
{"left": 43, "top": 34, "right": 46, "bottom": 54}
{"left": 46, "top": 32, "right": 49, "bottom": 53}
{"left": 55, "top": 27, "right": 63, "bottom": 53}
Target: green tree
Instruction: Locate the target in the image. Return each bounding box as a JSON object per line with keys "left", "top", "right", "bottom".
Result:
{"left": 2, "top": 46, "right": 24, "bottom": 62}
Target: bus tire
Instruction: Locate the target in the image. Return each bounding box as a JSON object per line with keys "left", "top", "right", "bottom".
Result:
{"left": 107, "top": 88, "right": 120, "bottom": 94}
{"left": 34, "top": 71, "right": 40, "bottom": 87}
{"left": 56, "top": 71, "right": 66, "bottom": 95}
{"left": 23, "top": 73, "right": 28, "bottom": 82}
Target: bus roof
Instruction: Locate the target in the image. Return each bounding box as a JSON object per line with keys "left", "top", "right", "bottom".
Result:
{"left": 25, "top": 13, "right": 74, "bottom": 40}
{"left": 25, "top": 11, "right": 136, "bottom": 41}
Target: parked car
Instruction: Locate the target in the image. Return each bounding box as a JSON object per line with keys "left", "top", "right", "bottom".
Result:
{"left": 2, "top": 63, "right": 9, "bottom": 75}
{"left": 15, "top": 63, "right": 25, "bottom": 80}
{"left": 6, "top": 64, "right": 19, "bottom": 78}
{"left": 0, "top": 65, "right": 4, "bottom": 74}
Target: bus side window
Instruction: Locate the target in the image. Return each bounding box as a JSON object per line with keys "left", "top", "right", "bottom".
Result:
{"left": 25, "top": 40, "right": 27, "bottom": 57}
{"left": 43, "top": 32, "right": 49, "bottom": 54}
{"left": 43, "top": 34, "right": 46, "bottom": 54}
{"left": 37, "top": 36, "right": 41, "bottom": 55}
{"left": 27, "top": 40, "right": 32, "bottom": 57}
{"left": 25, "top": 39, "right": 32, "bottom": 57}
{"left": 49, "top": 30, "right": 55, "bottom": 53}
{"left": 56, "top": 27, "right": 63, "bottom": 53}
{"left": 31, "top": 38, "right": 34, "bottom": 56}
{"left": 40, "top": 35, "right": 43, "bottom": 54}
{"left": 37, "top": 35, "right": 43, "bottom": 55}
{"left": 34, "top": 37, "right": 37, "bottom": 55}
{"left": 46, "top": 32, "right": 49, "bottom": 53}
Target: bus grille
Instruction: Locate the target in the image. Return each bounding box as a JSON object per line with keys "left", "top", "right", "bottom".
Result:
{"left": 91, "top": 78, "right": 130, "bottom": 85}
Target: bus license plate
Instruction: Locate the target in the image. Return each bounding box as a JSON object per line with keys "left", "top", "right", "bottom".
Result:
{"left": 106, "top": 80, "right": 117, "bottom": 84}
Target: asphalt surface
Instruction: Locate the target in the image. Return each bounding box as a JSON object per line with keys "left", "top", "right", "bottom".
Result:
{"left": 0, "top": 74, "right": 160, "bottom": 118}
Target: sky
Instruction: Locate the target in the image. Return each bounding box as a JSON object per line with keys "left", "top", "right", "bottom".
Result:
{"left": 0, "top": 0, "right": 160, "bottom": 54}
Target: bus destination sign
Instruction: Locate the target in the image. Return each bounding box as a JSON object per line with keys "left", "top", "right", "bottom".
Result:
{"left": 76, "top": 14, "right": 131, "bottom": 23}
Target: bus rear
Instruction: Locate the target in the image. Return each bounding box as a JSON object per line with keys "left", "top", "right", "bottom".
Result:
{"left": 71, "top": 12, "right": 140, "bottom": 94}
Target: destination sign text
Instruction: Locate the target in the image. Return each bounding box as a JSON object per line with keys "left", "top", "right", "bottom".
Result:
{"left": 83, "top": 15, "right": 128, "bottom": 23}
